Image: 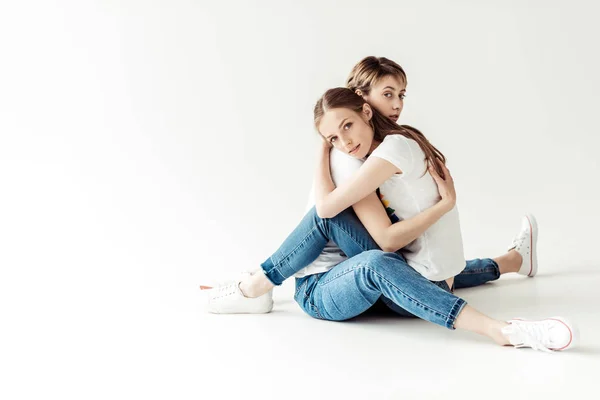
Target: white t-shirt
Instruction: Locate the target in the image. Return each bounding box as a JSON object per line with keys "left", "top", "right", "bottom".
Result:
{"left": 370, "top": 134, "right": 465, "bottom": 281}
{"left": 294, "top": 149, "right": 361, "bottom": 278}
{"left": 295, "top": 134, "right": 465, "bottom": 281}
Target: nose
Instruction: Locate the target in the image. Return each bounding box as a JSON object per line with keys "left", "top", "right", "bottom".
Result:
{"left": 343, "top": 137, "right": 354, "bottom": 151}
{"left": 392, "top": 99, "right": 401, "bottom": 110}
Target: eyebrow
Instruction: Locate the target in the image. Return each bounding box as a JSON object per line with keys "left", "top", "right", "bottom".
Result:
{"left": 338, "top": 118, "right": 348, "bottom": 131}
{"left": 326, "top": 118, "right": 348, "bottom": 139}
{"left": 383, "top": 86, "right": 406, "bottom": 92}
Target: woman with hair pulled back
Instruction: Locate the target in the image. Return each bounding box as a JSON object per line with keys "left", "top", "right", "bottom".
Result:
{"left": 303, "top": 55, "right": 533, "bottom": 292}
{"left": 311, "top": 87, "right": 466, "bottom": 283}
{"left": 203, "top": 60, "right": 578, "bottom": 352}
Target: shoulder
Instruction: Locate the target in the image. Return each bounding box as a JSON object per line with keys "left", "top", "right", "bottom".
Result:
{"left": 330, "top": 148, "right": 363, "bottom": 170}
{"left": 330, "top": 148, "right": 363, "bottom": 185}
{"left": 375, "top": 134, "right": 412, "bottom": 154}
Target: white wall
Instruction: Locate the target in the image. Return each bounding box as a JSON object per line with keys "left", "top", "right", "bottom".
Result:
{"left": 1, "top": 0, "right": 599, "bottom": 388}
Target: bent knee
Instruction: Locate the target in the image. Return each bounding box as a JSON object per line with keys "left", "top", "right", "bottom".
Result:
{"left": 355, "top": 250, "right": 408, "bottom": 273}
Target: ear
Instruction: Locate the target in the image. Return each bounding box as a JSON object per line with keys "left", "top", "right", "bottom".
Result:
{"left": 355, "top": 89, "right": 364, "bottom": 98}
{"left": 361, "top": 103, "right": 373, "bottom": 121}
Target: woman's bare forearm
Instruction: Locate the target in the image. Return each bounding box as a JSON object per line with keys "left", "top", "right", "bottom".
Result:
{"left": 383, "top": 200, "right": 453, "bottom": 252}
{"left": 314, "top": 148, "right": 335, "bottom": 210}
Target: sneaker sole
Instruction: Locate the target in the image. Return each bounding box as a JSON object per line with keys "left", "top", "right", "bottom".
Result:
{"left": 525, "top": 213, "right": 538, "bottom": 277}
{"left": 208, "top": 301, "right": 274, "bottom": 314}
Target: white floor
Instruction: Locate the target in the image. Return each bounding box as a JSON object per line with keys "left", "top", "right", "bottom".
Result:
{"left": 3, "top": 264, "right": 599, "bottom": 400}
{"left": 193, "top": 265, "right": 599, "bottom": 400}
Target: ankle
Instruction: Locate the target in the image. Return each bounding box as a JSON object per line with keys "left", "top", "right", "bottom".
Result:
{"left": 489, "top": 321, "right": 512, "bottom": 346}
{"left": 239, "top": 271, "right": 273, "bottom": 298}
{"left": 496, "top": 250, "right": 522, "bottom": 274}
{"left": 238, "top": 280, "right": 253, "bottom": 298}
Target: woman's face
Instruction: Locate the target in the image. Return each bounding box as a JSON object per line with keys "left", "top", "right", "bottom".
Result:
{"left": 361, "top": 75, "right": 406, "bottom": 123}
{"left": 318, "top": 105, "right": 376, "bottom": 159}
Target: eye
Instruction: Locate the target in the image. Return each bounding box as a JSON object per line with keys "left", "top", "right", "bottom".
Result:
{"left": 329, "top": 136, "right": 337, "bottom": 143}
{"left": 383, "top": 92, "right": 392, "bottom": 98}
{"left": 399, "top": 93, "right": 406, "bottom": 100}
{"left": 343, "top": 122, "right": 352, "bottom": 130}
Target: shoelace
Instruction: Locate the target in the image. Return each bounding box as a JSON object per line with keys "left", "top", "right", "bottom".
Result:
{"left": 506, "top": 322, "right": 554, "bottom": 353}
{"left": 208, "top": 282, "right": 239, "bottom": 300}
{"left": 211, "top": 271, "right": 253, "bottom": 289}
{"left": 511, "top": 232, "right": 527, "bottom": 251}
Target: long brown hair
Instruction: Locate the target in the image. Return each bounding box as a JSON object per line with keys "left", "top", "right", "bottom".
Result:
{"left": 346, "top": 56, "right": 407, "bottom": 95}
{"left": 314, "top": 87, "right": 447, "bottom": 178}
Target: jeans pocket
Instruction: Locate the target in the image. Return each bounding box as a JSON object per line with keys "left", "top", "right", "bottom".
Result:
{"left": 294, "top": 278, "right": 323, "bottom": 319}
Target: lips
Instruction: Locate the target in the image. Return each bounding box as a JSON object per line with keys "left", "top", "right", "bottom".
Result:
{"left": 389, "top": 115, "right": 399, "bottom": 122}
{"left": 349, "top": 144, "right": 360, "bottom": 155}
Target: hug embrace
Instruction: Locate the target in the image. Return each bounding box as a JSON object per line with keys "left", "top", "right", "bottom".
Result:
{"left": 203, "top": 56, "right": 578, "bottom": 353}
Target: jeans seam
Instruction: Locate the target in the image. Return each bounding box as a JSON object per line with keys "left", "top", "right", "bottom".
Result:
{"left": 265, "top": 224, "right": 321, "bottom": 277}
{"left": 266, "top": 216, "right": 375, "bottom": 281}
{"left": 298, "top": 278, "right": 323, "bottom": 319}
{"left": 320, "top": 263, "right": 366, "bottom": 286}
{"left": 294, "top": 279, "right": 307, "bottom": 298}
{"left": 265, "top": 210, "right": 379, "bottom": 283}
{"left": 458, "top": 266, "right": 497, "bottom": 275}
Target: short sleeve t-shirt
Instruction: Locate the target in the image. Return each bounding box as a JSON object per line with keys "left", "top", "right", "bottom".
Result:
{"left": 370, "top": 134, "right": 465, "bottom": 281}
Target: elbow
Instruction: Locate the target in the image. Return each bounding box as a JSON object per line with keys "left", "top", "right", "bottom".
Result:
{"left": 381, "top": 244, "right": 397, "bottom": 253}
{"left": 316, "top": 208, "right": 329, "bottom": 219}
{"left": 379, "top": 236, "right": 402, "bottom": 253}
{"left": 380, "top": 242, "right": 398, "bottom": 252}
{"left": 315, "top": 203, "right": 337, "bottom": 219}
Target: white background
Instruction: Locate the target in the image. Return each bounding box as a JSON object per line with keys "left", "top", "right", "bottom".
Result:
{"left": 1, "top": 1, "right": 599, "bottom": 399}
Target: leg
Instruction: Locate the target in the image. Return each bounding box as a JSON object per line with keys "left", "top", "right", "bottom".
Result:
{"left": 295, "top": 251, "right": 577, "bottom": 351}
{"left": 453, "top": 251, "right": 525, "bottom": 289}
{"left": 454, "top": 214, "right": 537, "bottom": 289}
{"left": 297, "top": 250, "right": 467, "bottom": 328}
{"left": 453, "top": 258, "right": 501, "bottom": 289}
{"left": 241, "top": 206, "right": 380, "bottom": 297}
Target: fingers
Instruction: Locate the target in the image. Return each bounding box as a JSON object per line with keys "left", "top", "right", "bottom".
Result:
{"left": 436, "top": 160, "right": 453, "bottom": 181}
{"left": 429, "top": 161, "right": 447, "bottom": 179}
{"left": 428, "top": 164, "right": 441, "bottom": 180}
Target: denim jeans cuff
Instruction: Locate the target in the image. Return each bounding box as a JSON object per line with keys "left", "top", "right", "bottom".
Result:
{"left": 490, "top": 259, "right": 501, "bottom": 280}
{"left": 445, "top": 298, "right": 468, "bottom": 330}
{"left": 260, "top": 257, "right": 285, "bottom": 286}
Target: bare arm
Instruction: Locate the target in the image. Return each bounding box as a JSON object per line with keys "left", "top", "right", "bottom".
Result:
{"left": 315, "top": 142, "right": 399, "bottom": 219}
{"left": 352, "top": 162, "right": 457, "bottom": 252}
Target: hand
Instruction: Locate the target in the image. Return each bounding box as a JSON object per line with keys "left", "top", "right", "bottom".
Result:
{"left": 428, "top": 160, "right": 456, "bottom": 212}
{"left": 320, "top": 136, "right": 333, "bottom": 152}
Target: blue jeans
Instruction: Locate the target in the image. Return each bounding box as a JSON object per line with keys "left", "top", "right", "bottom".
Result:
{"left": 261, "top": 207, "right": 499, "bottom": 289}
{"left": 260, "top": 207, "right": 498, "bottom": 328}
{"left": 293, "top": 251, "right": 466, "bottom": 328}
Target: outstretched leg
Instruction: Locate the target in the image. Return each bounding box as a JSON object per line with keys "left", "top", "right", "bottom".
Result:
{"left": 453, "top": 214, "right": 538, "bottom": 289}
{"left": 296, "top": 250, "right": 576, "bottom": 352}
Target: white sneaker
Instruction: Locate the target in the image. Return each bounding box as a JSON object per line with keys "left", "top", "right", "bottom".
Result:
{"left": 501, "top": 317, "right": 578, "bottom": 352}
{"left": 509, "top": 214, "right": 538, "bottom": 277}
{"left": 207, "top": 280, "right": 273, "bottom": 314}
